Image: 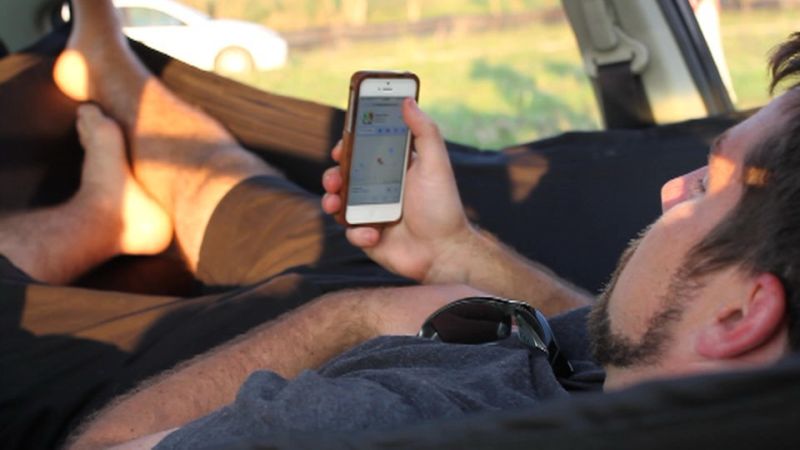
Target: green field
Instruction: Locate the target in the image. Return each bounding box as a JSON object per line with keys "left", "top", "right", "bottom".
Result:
{"left": 230, "top": 9, "right": 799, "bottom": 150}
{"left": 239, "top": 19, "right": 598, "bottom": 150}
{"left": 720, "top": 10, "right": 800, "bottom": 110}
{"left": 184, "top": 0, "right": 560, "bottom": 30}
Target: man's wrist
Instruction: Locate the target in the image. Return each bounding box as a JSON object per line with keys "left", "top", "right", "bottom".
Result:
{"left": 421, "top": 223, "right": 486, "bottom": 285}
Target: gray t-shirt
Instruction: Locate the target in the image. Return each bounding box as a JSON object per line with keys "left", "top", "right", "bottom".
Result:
{"left": 156, "top": 307, "right": 603, "bottom": 449}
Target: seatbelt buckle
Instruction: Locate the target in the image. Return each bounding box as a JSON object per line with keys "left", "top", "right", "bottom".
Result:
{"left": 580, "top": 0, "right": 649, "bottom": 77}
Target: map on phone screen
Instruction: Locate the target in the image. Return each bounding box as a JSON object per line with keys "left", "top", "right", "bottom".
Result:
{"left": 349, "top": 96, "right": 409, "bottom": 205}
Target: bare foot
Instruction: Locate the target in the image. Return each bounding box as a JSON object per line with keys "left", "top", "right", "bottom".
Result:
{"left": 75, "top": 103, "right": 173, "bottom": 256}
{"left": 51, "top": 0, "right": 271, "bottom": 270}
{"left": 53, "top": 0, "right": 147, "bottom": 107}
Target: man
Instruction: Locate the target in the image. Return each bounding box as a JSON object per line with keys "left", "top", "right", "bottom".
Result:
{"left": 3, "top": 1, "right": 799, "bottom": 449}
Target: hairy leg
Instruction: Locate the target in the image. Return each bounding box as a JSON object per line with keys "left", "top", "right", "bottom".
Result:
{"left": 53, "top": 0, "right": 278, "bottom": 271}
{"left": 0, "top": 104, "right": 171, "bottom": 284}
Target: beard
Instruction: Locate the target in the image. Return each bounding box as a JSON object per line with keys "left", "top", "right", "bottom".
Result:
{"left": 587, "top": 227, "right": 699, "bottom": 369}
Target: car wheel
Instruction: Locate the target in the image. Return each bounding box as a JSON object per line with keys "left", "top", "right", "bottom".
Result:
{"left": 214, "top": 47, "right": 255, "bottom": 75}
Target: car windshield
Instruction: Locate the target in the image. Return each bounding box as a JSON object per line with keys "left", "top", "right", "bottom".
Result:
{"left": 171, "top": 1, "right": 797, "bottom": 149}
{"left": 57, "top": 0, "right": 800, "bottom": 149}
{"left": 177, "top": 0, "right": 602, "bottom": 149}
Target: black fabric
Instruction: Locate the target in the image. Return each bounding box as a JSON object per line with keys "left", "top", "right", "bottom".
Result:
{"left": 449, "top": 112, "right": 743, "bottom": 292}
{"left": 156, "top": 308, "right": 602, "bottom": 450}
{"left": 0, "top": 40, "right": 8, "bottom": 59}
{"left": 595, "top": 62, "right": 656, "bottom": 129}
{"left": 0, "top": 255, "right": 34, "bottom": 284}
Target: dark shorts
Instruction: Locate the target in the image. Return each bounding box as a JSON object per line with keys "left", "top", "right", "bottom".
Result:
{"left": 0, "top": 253, "right": 32, "bottom": 283}
{"left": 0, "top": 175, "right": 409, "bottom": 450}
{"left": 197, "top": 175, "right": 389, "bottom": 288}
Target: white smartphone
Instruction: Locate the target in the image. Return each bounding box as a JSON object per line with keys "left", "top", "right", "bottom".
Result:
{"left": 339, "top": 71, "right": 419, "bottom": 225}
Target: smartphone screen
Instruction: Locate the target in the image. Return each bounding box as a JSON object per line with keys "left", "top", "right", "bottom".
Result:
{"left": 348, "top": 96, "right": 408, "bottom": 205}
{"left": 344, "top": 75, "right": 417, "bottom": 224}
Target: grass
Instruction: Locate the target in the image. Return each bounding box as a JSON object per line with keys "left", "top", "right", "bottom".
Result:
{"left": 719, "top": 9, "right": 800, "bottom": 110}
{"left": 229, "top": 8, "right": 798, "bottom": 150}
{"left": 239, "top": 19, "right": 598, "bottom": 149}
{"left": 185, "top": 0, "right": 560, "bottom": 30}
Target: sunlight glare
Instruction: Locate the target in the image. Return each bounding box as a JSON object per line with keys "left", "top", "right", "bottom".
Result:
{"left": 709, "top": 152, "right": 736, "bottom": 186}
{"left": 745, "top": 166, "right": 769, "bottom": 187}
{"left": 52, "top": 50, "right": 91, "bottom": 101}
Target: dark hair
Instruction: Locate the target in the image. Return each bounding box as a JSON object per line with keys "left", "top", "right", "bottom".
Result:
{"left": 770, "top": 32, "right": 800, "bottom": 94}
{"left": 685, "top": 32, "right": 800, "bottom": 349}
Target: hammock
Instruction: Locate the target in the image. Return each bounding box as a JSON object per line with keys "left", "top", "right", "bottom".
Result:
{"left": 3, "top": 26, "right": 778, "bottom": 450}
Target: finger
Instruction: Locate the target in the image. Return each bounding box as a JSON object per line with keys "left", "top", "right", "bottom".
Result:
{"left": 331, "top": 139, "right": 343, "bottom": 162}
{"left": 76, "top": 103, "right": 103, "bottom": 139}
{"left": 345, "top": 226, "right": 381, "bottom": 248}
{"left": 402, "top": 98, "right": 452, "bottom": 173}
{"left": 322, "top": 166, "right": 343, "bottom": 193}
{"left": 76, "top": 103, "right": 100, "bottom": 130}
{"left": 77, "top": 102, "right": 101, "bottom": 117}
{"left": 321, "top": 192, "right": 342, "bottom": 214}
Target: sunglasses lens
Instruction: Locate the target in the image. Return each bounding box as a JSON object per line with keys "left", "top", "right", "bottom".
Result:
{"left": 419, "top": 297, "right": 575, "bottom": 378}
{"left": 427, "top": 302, "right": 511, "bottom": 344}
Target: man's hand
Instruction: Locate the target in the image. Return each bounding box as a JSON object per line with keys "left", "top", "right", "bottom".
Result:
{"left": 322, "top": 99, "right": 592, "bottom": 313}
{"left": 322, "top": 98, "right": 475, "bottom": 282}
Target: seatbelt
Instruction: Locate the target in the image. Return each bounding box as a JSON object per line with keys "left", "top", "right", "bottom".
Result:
{"left": 596, "top": 62, "right": 655, "bottom": 129}
{"left": 580, "top": 0, "right": 653, "bottom": 129}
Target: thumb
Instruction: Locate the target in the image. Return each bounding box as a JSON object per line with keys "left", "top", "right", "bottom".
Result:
{"left": 403, "top": 98, "right": 452, "bottom": 174}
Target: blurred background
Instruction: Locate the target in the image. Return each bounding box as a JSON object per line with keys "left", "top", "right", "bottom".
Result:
{"left": 111, "top": 0, "right": 800, "bottom": 149}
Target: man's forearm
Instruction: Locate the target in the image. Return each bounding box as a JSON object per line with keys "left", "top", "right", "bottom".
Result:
{"left": 68, "top": 289, "right": 376, "bottom": 449}
{"left": 68, "top": 284, "right": 475, "bottom": 449}
{"left": 425, "top": 226, "right": 593, "bottom": 315}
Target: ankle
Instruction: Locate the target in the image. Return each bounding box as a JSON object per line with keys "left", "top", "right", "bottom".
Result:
{"left": 68, "top": 190, "right": 126, "bottom": 256}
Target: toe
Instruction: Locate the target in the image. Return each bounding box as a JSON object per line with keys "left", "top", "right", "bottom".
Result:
{"left": 77, "top": 103, "right": 101, "bottom": 118}
{"left": 76, "top": 103, "right": 124, "bottom": 152}
{"left": 77, "top": 103, "right": 109, "bottom": 128}
{"left": 76, "top": 103, "right": 102, "bottom": 136}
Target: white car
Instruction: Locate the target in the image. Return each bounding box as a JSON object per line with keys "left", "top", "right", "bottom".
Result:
{"left": 104, "top": 0, "right": 288, "bottom": 74}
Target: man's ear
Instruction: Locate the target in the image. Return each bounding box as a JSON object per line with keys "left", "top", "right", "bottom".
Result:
{"left": 696, "top": 273, "right": 787, "bottom": 359}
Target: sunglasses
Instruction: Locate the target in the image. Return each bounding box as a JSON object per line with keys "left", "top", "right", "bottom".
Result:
{"left": 418, "top": 296, "right": 574, "bottom": 378}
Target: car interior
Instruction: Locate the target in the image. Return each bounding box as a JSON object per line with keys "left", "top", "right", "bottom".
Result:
{"left": 0, "top": 0, "right": 798, "bottom": 449}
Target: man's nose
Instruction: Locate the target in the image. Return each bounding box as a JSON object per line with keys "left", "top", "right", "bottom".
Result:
{"left": 660, "top": 167, "right": 707, "bottom": 213}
